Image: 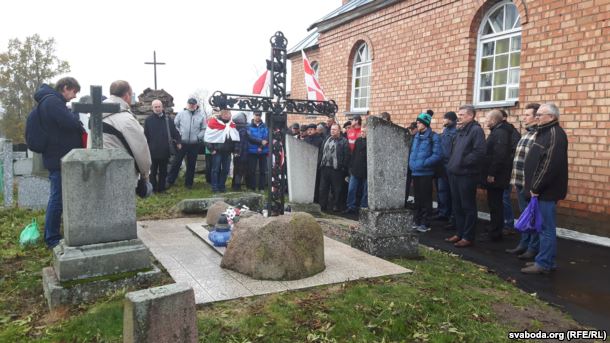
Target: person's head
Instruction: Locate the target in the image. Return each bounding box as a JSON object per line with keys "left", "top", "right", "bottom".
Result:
{"left": 187, "top": 97, "right": 198, "bottom": 111}
{"left": 151, "top": 99, "right": 163, "bottom": 115}
{"left": 380, "top": 111, "right": 392, "bottom": 122}
{"left": 253, "top": 112, "right": 262, "bottom": 123}
{"left": 300, "top": 124, "right": 308, "bottom": 138}
{"left": 316, "top": 124, "right": 325, "bottom": 135}
{"left": 351, "top": 115, "right": 362, "bottom": 128}
{"left": 443, "top": 111, "right": 457, "bottom": 127}
{"left": 523, "top": 103, "right": 540, "bottom": 127}
{"left": 219, "top": 109, "right": 231, "bottom": 121}
{"left": 485, "top": 109, "right": 504, "bottom": 129}
{"left": 326, "top": 116, "right": 336, "bottom": 126}
{"left": 408, "top": 121, "right": 418, "bottom": 135}
{"left": 416, "top": 112, "right": 432, "bottom": 132}
{"left": 343, "top": 120, "right": 352, "bottom": 131}
{"left": 232, "top": 112, "right": 247, "bottom": 125}
{"left": 536, "top": 103, "right": 560, "bottom": 125}
{"left": 291, "top": 123, "right": 300, "bottom": 134}
{"left": 457, "top": 104, "right": 476, "bottom": 126}
{"left": 330, "top": 123, "right": 341, "bottom": 138}
{"left": 109, "top": 80, "right": 132, "bottom": 104}
{"left": 55, "top": 77, "right": 81, "bottom": 102}
{"left": 307, "top": 124, "right": 317, "bottom": 136}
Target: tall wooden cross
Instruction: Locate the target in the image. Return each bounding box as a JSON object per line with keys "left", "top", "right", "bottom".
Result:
{"left": 72, "top": 86, "right": 120, "bottom": 149}
{"left": 209, "top": 31, "right": 338, "bottom": 216}
{"left": 144, "top": 51, "right": 166, "bottom": 90}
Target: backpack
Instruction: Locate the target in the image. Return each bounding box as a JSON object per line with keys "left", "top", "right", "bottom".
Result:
{"left": 25, "top": 94, "right": 53, "bottom": 153}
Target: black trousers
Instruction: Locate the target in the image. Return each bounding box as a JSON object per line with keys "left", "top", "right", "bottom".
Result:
{"left": 231, "top": 155, "right": 248, "bottom": 190}
{"left": 413, "top": 175, "right": 433, "bottom": 226}
{"left": 448, "top": 173, "right": 479, "bottom": 242}
{"left": 205, "top": 153, "right": 213, "bottom": 183}
{"left": 247, "top": 154, "right": 268, "bottom": 190}
{"left": 318, "top": 167, "right": 345, "bottom": 211}
{"left": 487, "top": 187, "right": 505, "bottom": 238}
{"left": 150, "top": 158, "right": 169, "bottom": 192}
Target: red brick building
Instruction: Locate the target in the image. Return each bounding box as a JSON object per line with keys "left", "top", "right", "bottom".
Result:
{"left": 287, "top": 0, "right": 610, "bottom": 236}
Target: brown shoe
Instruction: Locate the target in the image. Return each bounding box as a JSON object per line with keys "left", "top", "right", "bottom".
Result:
{"left": 454, "top": 239, "right": 473, "bottom": 248}
{"left": 521, "top": 264, "right": 550, "bottom": 274}
{"left": 445, "top": 235, "right": 460, "bottom": 243}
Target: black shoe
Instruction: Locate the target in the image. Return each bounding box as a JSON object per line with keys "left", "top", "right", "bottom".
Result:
{"left": 505, "top": 246, "right": 527, "bottom": 254}
{"left": 342, "top": 208, "right": 357, "bottom": 214}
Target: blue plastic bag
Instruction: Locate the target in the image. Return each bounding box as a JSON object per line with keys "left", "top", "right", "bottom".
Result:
{"left": 515, "top": 197, "right": 543, "bottom": 233}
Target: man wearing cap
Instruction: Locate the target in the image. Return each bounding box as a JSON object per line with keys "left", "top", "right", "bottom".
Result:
{"left": 290, "top": 123, "right": 300, "bottom": 138}
{"left": 434, "top": 111, "right": 458, "bottom": 227}
{"left": 246, "top": 112, "right": 269, "bottom": 191}
{"left": 445, "top": 104, "right": 486, "bottom": 247}
{"left": 304, "top": 123, "right": 323, "bottom": 148}
{"left": 167, "top": 97, "right": 206, "bottom": 189}
{"left": 409, "top": 112, "right": 442, "bottom": 232}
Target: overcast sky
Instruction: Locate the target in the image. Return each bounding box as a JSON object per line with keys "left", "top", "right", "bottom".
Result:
{"left": 1, "top": 0, "right": 338, "bottom": 109}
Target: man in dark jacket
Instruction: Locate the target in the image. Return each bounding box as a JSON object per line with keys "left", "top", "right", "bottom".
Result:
{"left": 34, "top": 77, "right": 84, "bottom": 248}
{"left": 435, "top": 111, "right": 457, "bottom": 225}
{"left": 482, "top": 109, "right": 514, "bottom": 241}
{"left": 204, "top": 110, "right": 240, "bottom": 193}
{"left": 318, "top": 123, "right": 350, "bottom": 212}
{"left": 231, "top": 112, "right": 249, "bottom": 191}
{"left": 445, "top": 104, "right": 486, "bottom": 247}
{"left": 500, "top": 109, "right": 522, "bottom": 232}
{"left": 409, "top": 112, "right": 442, "bottom": 232}
{"left": 246, "top": 112, "right": 269, "bottom": 191}
{"left": 521, "top": 103, "right": 568, "bottom": 274}
{"left": 144, "top": 100, "right": 181, "bottom": 193}
{"left": 344, "top": 125, "right": 368, "bottom": 214}
{"left": 304, "top": 123, "right": 323, "bottom": 148}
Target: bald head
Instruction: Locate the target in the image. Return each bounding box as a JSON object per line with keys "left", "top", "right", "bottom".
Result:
{"left": 152, "top": 99, "right": 163, "bottom": 115}
{"left": 486, "top": 109, "right": 504, "bottom": 129}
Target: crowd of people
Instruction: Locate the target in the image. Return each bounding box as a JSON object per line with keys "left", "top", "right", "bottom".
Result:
{"left": 34, "top": 77, "right": 568, "bottom": 275}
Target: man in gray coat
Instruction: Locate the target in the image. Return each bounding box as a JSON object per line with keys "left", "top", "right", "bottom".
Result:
{"left": 166, "top": 98, "right": 206, "bottom": 189}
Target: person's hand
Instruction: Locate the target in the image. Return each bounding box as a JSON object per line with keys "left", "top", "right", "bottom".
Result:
{"left": 486, "top": 176, "right": 495, "bottom": 183}
{"left": 262, "top": 140, "right": 268, "bottom": 146}
{"left": 211, "top": 150, "right": 217, "bottom": 155}
{"left": 176, "top": 143, "right": 182, "bottom": 150}
{"left": 257, "top": 147, "right": 262, "bottom": 153}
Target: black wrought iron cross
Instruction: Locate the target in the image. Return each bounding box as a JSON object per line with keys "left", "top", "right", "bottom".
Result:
{"left": 144, "top": 50, "right": 166, "bottom": 90}
{"left": 209, "top": 31, "right": 338, "bottom": 216}
{"left": 72, "top": 86, "right": 120, "bottom": 149}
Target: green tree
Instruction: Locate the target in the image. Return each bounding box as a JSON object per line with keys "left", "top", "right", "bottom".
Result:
{"left": 0, "top": 34, "right": 70, "bottom": 143}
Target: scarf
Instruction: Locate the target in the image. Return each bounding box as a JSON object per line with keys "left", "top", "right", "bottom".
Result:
{"left": 204, "top": 116, "right": 240, "bottom": 143}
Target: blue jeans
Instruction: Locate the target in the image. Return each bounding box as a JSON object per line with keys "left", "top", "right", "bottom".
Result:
{"left": 516, "top": 186, "right": 540, "bottom": 252}
{"left": 45, "top": 170, "right": 63, "bottom": 248}
{"left": 503, "top": 186, "right": 515, "bottom": 229}
{"left": 211, "top": 152, "right": 231, "bottom": 192}
{"left": 437, "top": 175, "right": 452, "bottom": 218}
{"left": 535, "top": 200, "right": 557, "bottom": 270}
{"left": 167, "top": 143, "right": 200, "bottom": 187}
{"left": 346, "top": 175, "right": 368, "bottom": 210}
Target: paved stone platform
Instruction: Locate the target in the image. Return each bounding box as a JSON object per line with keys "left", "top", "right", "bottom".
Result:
{"left": 137, "top": 218, "right": 410, "bottom": 304}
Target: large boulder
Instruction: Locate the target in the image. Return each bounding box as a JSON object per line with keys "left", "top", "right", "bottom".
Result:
{"left": 206, "top": 201, "right": 230, "bottom": 226}
{"left": 221, "top": 212, "right": 325, "bottom": 280}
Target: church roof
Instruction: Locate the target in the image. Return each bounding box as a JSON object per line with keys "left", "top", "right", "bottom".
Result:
{"left": 308, "top": 0, "right": 374, "bottom": 31}
{"left": 288, "top": 28, "right": 319, "bottom": 55}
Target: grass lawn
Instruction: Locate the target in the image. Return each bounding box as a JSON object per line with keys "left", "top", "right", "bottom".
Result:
{"left": 0, "top": 174, "right": 583, "bottom": 342}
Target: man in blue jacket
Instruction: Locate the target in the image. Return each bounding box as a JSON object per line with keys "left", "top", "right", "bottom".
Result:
{"left": 409, "top": 112, "right": 442, "bottom": 232}
{"left": 34, "top": 77, "right": 84, "bottom": 249}
{"left": 246, "top": 112, "right": 269, "bottom": 191}
{"left": 445, "top": 105, "right": 486, "bottom": 247}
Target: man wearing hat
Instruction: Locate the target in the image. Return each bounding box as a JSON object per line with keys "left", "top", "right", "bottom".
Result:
{"left": 409, "top": 112, "right": 442, "bottom": 232}
{"left": 304, "top": 123, "right": 323, "bottom": 148}
{"left": 167, "top": 97, "right": 206, "bottom": 189}
{"left": 435, "top": 111, "right": 458, "bottom": 227}
{"left": 290, "top": 123, "right": 300, "bottom": 138}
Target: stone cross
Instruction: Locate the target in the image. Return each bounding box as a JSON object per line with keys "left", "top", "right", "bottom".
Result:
{"left": 209, "top": 31, "right": 337, "bottom": 216}
{"left": 144, "top": 50, "right": 166, "bottom": 90}
{"left": 72, "top": 86, "right": 119, "bottom": 149}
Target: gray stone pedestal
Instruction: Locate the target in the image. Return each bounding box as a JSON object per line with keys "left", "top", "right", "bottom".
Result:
{"left": 287, "top": 202, "right": 322, "bottom": 216}
{"left": 350, "top": 208, "right": 419, "bottom": 258}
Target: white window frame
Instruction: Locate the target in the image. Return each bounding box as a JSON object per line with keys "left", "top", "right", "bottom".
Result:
{"left": 351, "top": 43, "right": 371, "bottom": 112}
{"left": 474, "top": 1, "right": 522, "bottom": 106}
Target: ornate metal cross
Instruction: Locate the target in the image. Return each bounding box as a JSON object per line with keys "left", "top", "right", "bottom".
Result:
{"left": 144, "top": 50, "right": 166, "bottom": 90}
{"left": 72, "top": 86, "right": 119, "bottom": 149}
{"left": 209, "top": 31, "right": 338, "bottom": 216}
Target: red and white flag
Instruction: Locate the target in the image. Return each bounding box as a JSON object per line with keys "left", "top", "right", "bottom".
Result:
{"left": 302, "top": 50, "right": 326, "bottom": 101}
{"left": 252, "top": 70, "right": 270, "bottom": 95}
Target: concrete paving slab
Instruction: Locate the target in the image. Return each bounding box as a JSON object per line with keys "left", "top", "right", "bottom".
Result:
{"left": 138, "top": 219, "right": 410, "bottom": 305}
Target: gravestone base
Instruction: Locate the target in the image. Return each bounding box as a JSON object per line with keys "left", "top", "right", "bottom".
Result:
{"left": 52, "top": 239, "right": 152, "bottom": 282}
{"left": 42, "top": 265, "right": 162, "bottom": 311}
{"left": 287, "top": 202, "right": 321, "bottom": 216}
{"left": 350, "top": 208, "right": 419, "bottom": 258}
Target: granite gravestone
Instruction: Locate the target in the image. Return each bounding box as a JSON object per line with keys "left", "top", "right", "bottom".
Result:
{"left": 350, "top": 116, "right": 418, "bottom": 258}
{"left": 18, "top": 176, "right": 50, "bottom": 209}
{"left": 285, "top": 134, "right": 322, "bottom": 214}
{"left": 1, "top": 139, "right": 14, "bottom": 207}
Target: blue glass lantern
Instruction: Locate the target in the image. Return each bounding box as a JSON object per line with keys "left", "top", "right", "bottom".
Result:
{"left": 208, "top": 214, "right": 232, "bottom": 247}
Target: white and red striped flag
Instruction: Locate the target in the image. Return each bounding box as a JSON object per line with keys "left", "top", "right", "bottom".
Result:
{"left": 302, "top": 50, "right": 326, "bottom": 101}
{"left": 252, "top": 70, "right": 270, "bottom": 95}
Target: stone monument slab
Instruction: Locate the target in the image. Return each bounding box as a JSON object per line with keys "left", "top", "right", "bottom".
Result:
{"left": 61, "top": 149, "right": 137, "bottom": 246}
{"left": 366, "top": 116, "right": 409, "bottom": 210}
{"left": 13, "top": 158, "right": 33, "bottom": 176}
{"left": 351, "top": 208, "right": 418, "bottom": 258}
{"left": 17, "top": 176, "right": 50, "bottom": 209}
{"left": 285, "top": 134, "right": 319, "bottom": 203}
{"left": 1, "top": 139, "right": 13, "bottom": 207}
{"left": 124, "top": 283, "right": 197, "bottom": 343}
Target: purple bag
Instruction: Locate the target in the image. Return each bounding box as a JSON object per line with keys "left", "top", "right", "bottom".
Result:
{"left": 515, "top": 197, "right": 543, "bottom": 233}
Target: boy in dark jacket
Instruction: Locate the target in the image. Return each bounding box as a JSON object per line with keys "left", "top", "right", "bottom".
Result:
{"left": 34, "top": 77, "right": 84, "bottom": 248}
{"left": 144, "top": 100, "right": 181, "bottom": 193}
{"left": 344, "top": 126, "right": 368, "bottom": 214}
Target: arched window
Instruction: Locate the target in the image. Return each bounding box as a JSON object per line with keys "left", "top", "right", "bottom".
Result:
{"left": 310, "top": 61, "right": 319, "bottom": 79}
{"left": 351, "top": 43, "right": 371, "bottom": 111}
{"left": 475, "top": 1, "right": 521, "bottom": 105}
